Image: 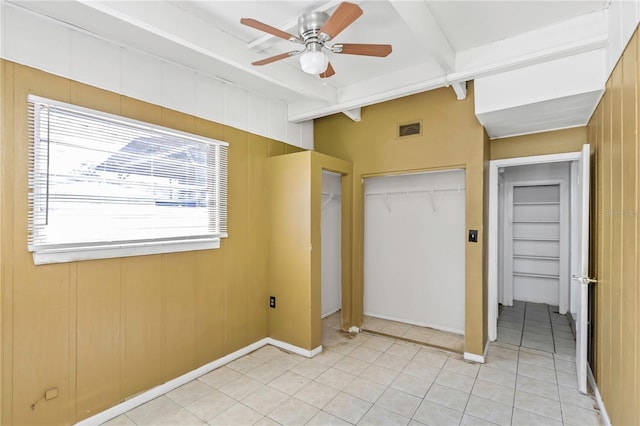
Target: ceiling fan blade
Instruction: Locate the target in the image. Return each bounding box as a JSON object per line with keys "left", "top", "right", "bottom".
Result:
{"left": 240, "top": 18, "right": 300, "bottom": 42}
{"left": 320, "top": 63, "right": 336, "bottom": 78}
{"left": 320, "top": 2, "right": 363, "bottom": 40}
{"left": 335, "top": 43, "right": 392, "bottom": 57}
{"left": 251, "top": 51, "right": 300, "bottom": 66}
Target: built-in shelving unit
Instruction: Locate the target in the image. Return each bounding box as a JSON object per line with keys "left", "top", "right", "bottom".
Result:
{"left": 511, "top": 184, "right": 561, "bottom": 294}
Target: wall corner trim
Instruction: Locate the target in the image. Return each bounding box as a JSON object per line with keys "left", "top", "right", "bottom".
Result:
{"left": 588, "top": 365, "right": 611, "bottom": 426}
{"left": 463, "top": 352, "right": 484, "bottom": 363}
{"left": 464, "top": 340, "right": 490, "bottom": 364}
{"left": 267, "top": 338, "right": 322, "bottom": 358}
{"left": 74, "top": 338, "right": 320, "bottom": 425}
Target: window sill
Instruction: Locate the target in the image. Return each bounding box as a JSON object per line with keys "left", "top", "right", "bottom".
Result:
{"left": 32, "top": 239, "right": 221, "bottom": 265}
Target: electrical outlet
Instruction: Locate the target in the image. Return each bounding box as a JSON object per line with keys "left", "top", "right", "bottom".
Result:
{"left": 269, "top": 296, "right": 276, "bottom": 308}
{"left": 468, "top": 229, "right": 478, "bottom": 243}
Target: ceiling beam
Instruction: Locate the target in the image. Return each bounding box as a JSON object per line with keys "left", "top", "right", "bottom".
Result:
{"left": 389, "top": 1, "right": 454, "bottom": 73}
{"left": 389, "top": 0, "right": 466, "bottom": 100}
{"left": 289, "top": 65, "right": 449, "bottom": 122}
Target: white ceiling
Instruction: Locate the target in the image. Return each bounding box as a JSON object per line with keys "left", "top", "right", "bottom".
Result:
{"left": 9, "top": 0, "right": 611, "bottom": 139}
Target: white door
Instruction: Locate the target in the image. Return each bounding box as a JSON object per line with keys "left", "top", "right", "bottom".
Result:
{"left": 574, "top": 144, "right": 592, "bottom": 394}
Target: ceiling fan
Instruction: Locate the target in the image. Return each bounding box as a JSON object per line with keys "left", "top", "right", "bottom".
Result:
{"left": 240, "top": 2, "right": 392, "bottom": 78}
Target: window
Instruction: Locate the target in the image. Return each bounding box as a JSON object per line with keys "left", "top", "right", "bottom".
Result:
{"left": 27, "top": 95, "right": 228, "bottom": 265}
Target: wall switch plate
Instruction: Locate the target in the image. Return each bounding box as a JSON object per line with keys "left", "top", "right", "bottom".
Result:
{"left": 269, "top": 296, "right": 276, "bottom": 308}
{"left": 468, "top": 229, "right": 478, "bottom": 243}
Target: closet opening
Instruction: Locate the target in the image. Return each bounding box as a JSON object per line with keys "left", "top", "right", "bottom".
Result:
{"left": 361, "top": 169, "right": 466, "bottom": 353}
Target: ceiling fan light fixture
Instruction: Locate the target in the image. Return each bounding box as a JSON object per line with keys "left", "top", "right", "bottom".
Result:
{"left": 299, "top": 50, "right": 328, "bottom": 75}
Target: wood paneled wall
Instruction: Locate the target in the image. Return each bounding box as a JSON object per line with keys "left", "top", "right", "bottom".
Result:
{"left": 0, "top": 61, "right": 301, "bottom": 425}
{"left": 587, "top": 28, "right": 640, "bottom": 426}
{"left": 314, "top": 84, "right": 488, "bottom": 356}
{"left": 490, "top": 127, "right": 587, "bottom": 160}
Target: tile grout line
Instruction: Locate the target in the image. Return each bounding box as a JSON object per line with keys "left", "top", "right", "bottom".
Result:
{"left": 548, "top": 303, "right": 558, "bottom": 353}
{"left": 520, "top": 302, "right": 527, "bottom": 347}
{"left": 510, "top": 341, "right": 522, "bottom": 426}
{"left": 118, "top": 309, "right": 600, "bottom": 426}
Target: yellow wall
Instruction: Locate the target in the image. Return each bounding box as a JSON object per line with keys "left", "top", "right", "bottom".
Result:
{"left": 314, "top": 84, "right": 488, "bottom": 356}
{"left": 490, "top": 127, "right": 587, "bottom": 160}
{"left": 587, "top": 29, "right": 640, "bottom": 426}
{"left": 267, "top": 153, "right": 313, "bottom": 349}
{"left": 267, "top": 151, "right": 352, "bottom": 350}
{"left": 0, "top": 61, "right": 301, "bottom": 425}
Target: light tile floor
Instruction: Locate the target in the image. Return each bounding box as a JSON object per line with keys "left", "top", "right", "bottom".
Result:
{"left": 362, "top": 315, "right": 465, "bottom": 354}
{"left": 104, "top": 310, "right": 602, "bottom": 425}
{"left": 497, "top": 301, "right": 576, "bottom": 358}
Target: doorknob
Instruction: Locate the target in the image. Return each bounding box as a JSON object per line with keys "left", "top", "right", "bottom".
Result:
{"left": 572, "top": 275, "right": 598, "bottom": 285}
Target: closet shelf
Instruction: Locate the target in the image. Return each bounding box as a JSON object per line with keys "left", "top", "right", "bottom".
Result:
{"left": 512, "top": 220, "right": 560, "bottom": 224}
{"left": 513, "top": 201, "right": 560, "bottom": 205}
{"left": 513, "top": 272, "right": 560, "bottom": 279}
{"left": 321, "top": 192, "right": 341, "bottom": 198}
{"left": 513, "top": 237, "right": 560, "bottom": 242}
{"left": 365, "top": 187, "right": 465, "bottom": 197}
{"left": 513, "top": 254, "right": 560, "bottom": 261}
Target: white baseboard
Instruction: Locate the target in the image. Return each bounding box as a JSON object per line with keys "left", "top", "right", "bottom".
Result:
{"left": 348, "top": 326, "right": 360, "bottom": 333}
{"left": 464, "top": 340, "right": 489, "bottom": 364}
{"left": 75, "top": 337, "right": 320, "bottom": 425}
{"left": 588, "top": 365, "right": 611, "bottom": 426}
{"left": 266, "top": 338, "right": 322, "bottom": 358}
{"left": 464, "top": 352, "right": 484, "bottom": 363}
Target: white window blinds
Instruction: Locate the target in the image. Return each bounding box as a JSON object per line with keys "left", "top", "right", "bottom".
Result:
{"left": 28, "top": 95, "right": 228, "bottom": 265}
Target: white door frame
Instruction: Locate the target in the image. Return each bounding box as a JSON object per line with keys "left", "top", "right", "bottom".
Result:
{"left": 503, "top": 178, "right": 569, "bottom": 312}
{"left": 488, "top": 151, "right": 581, "bottom": 341}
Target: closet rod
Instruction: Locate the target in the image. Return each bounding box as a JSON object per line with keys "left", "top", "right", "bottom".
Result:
{"left": 321, "top": 192, "right": 341, "bottom": 209}
{"left": 365, "top": 187, "right": 465, "bottom": 197}
{"left": 321, "top": 192, "right": 341, "bottom": 198}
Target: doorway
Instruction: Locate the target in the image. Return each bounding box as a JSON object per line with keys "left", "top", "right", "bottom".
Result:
{"left": 489, "top": 152, "right": 582, "bottom": 340}
{"left": 488, "top": 146, "right": 592, "bottom": 393}
{"left": 500, "top": 163, "right": 571, "bottom": 312}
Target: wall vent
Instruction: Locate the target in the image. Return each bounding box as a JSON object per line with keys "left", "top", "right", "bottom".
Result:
{"left": 398, "top": 121, "right": 422, "bottom": 138}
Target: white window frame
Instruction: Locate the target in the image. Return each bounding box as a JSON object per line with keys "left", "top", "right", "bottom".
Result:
{"left": 27, "top": 95, "right": 228, "bottom": 265}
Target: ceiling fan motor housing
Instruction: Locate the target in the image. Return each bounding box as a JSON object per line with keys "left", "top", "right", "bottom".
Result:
{"left": 298, "top": 11, "right": 330, "bottom": 46}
